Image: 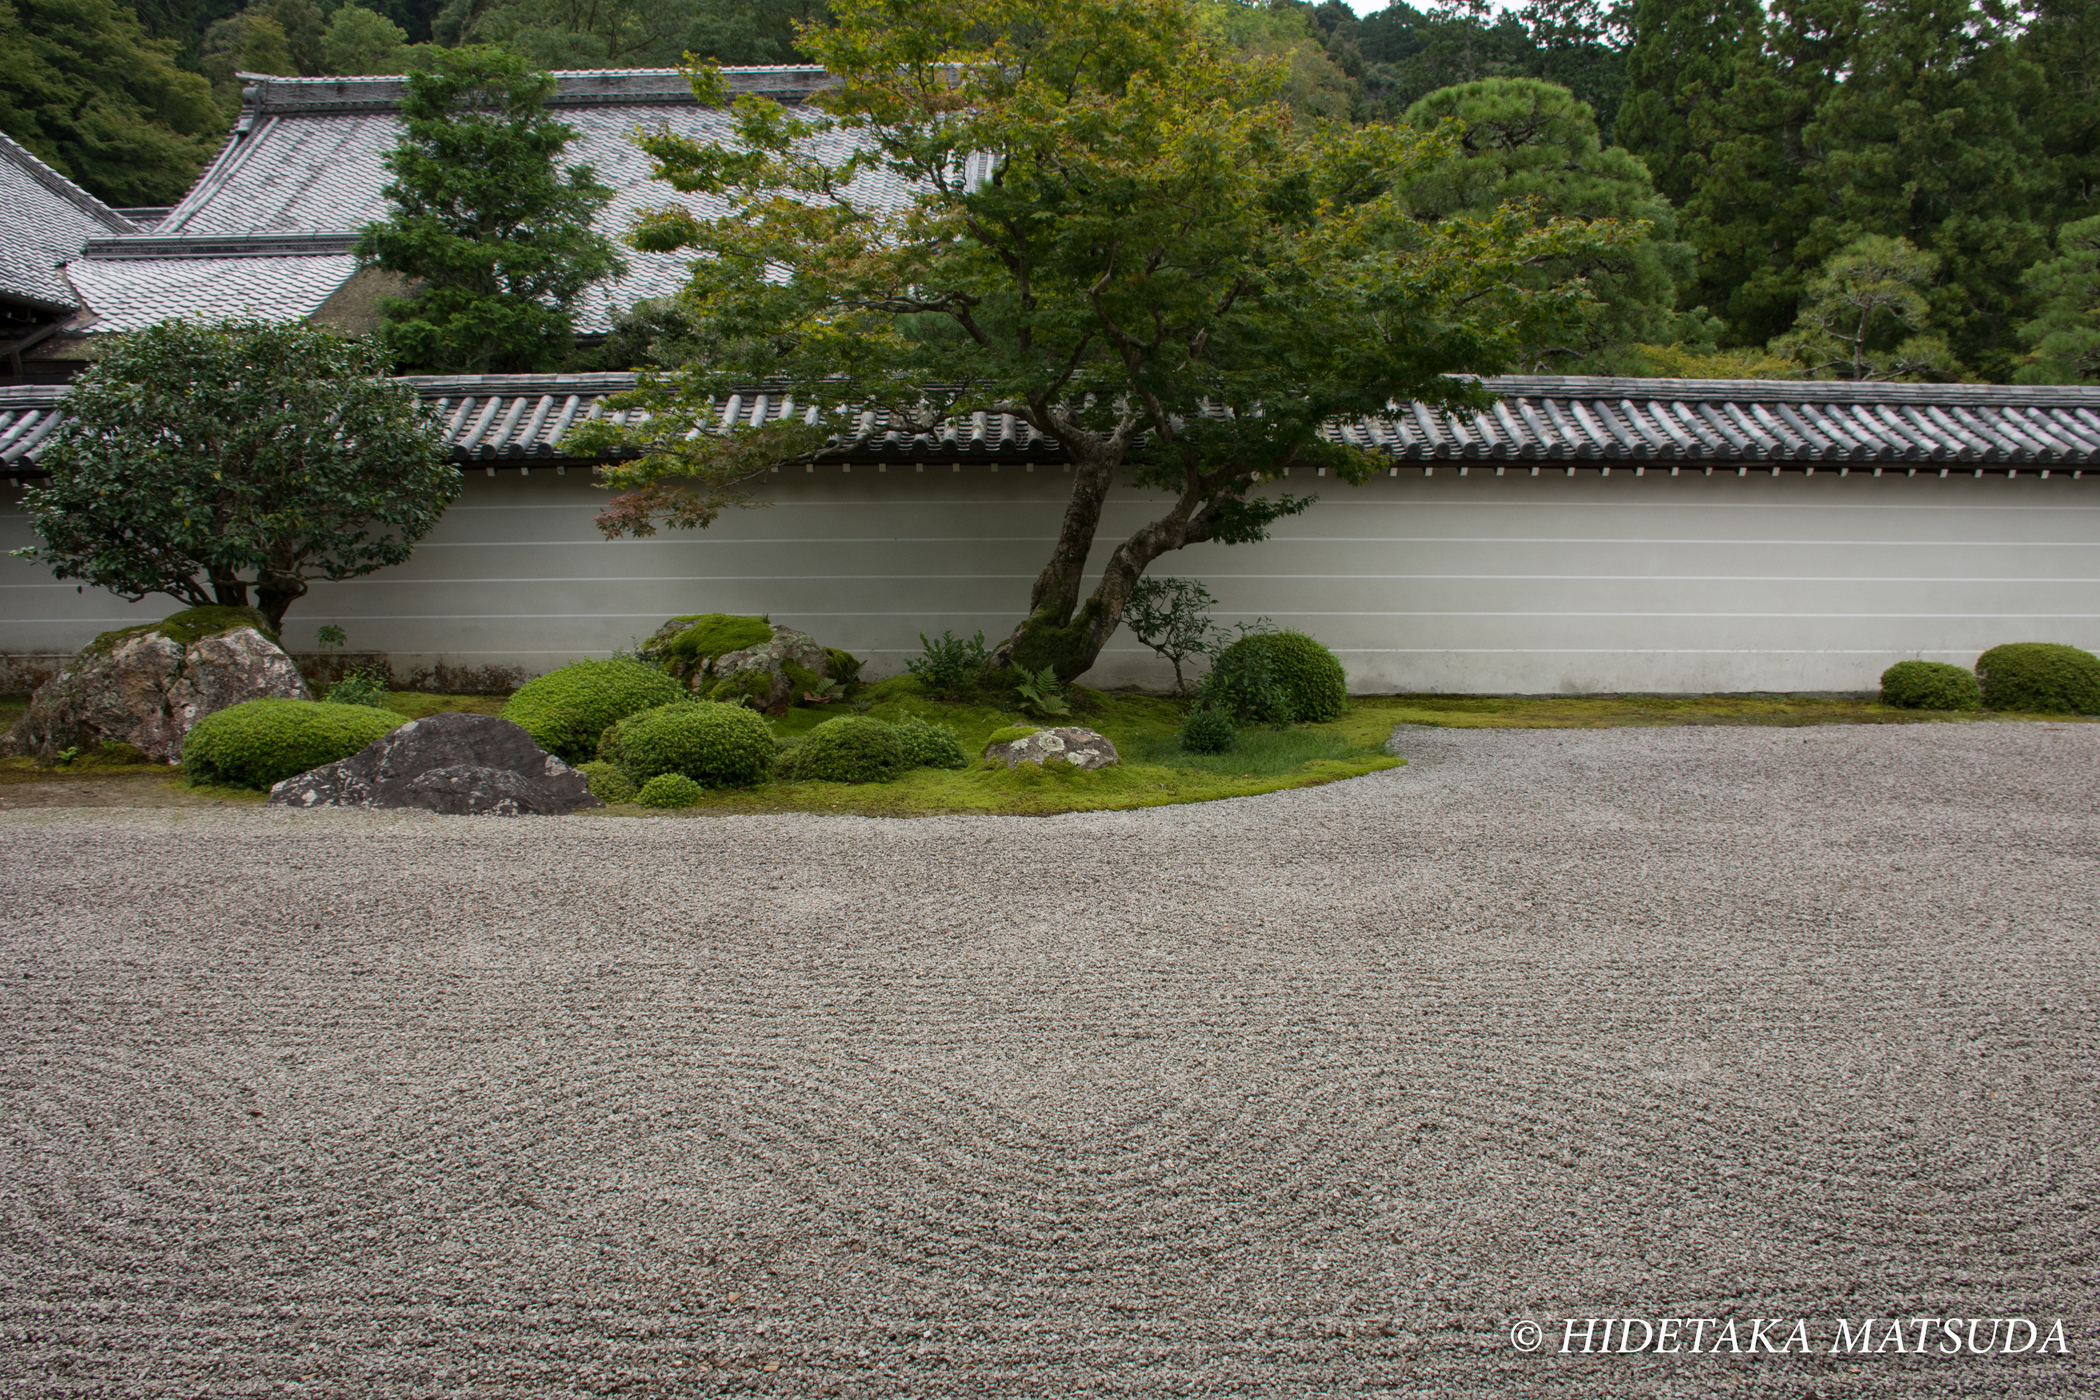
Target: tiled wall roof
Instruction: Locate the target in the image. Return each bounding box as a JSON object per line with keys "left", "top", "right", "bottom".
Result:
{"left": 0, "top": 134, "right": 136, "bottom": 311}
{"left": 8, "top": 374, "right": 2099, "bottom": 473}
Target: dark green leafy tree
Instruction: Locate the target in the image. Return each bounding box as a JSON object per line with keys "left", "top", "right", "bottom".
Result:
{"left": 0, "top": 0, "right": 223, "bottom": 207}
{"left": 577, "top": 0, "right": 1633, "bottom": 681}
{"left": 2017, "top": 215, "right": 2100, "bottom": 383}
{"left": 355, "top": 46, "right": 627, "bottom": 373}
{"left": 1400, "top": 76, "right": 1694, "bottom": 370}
{"left": 323, "top": 4, "right": 412, "bottom": 73}
{"left": 12, "top": 320, "right": 460, "bottom": 631}
{"left": 431, "top": 0, "right": 828, "bottom": 66}
{"left": 2020, "top": 0, "right": 2100, "bottom": 232}
{"left": 1614, "top": 0, "right": 1760, "bottom": 205}
{"left": 1771, "top": 235, "right": 1961, "bottom": 381}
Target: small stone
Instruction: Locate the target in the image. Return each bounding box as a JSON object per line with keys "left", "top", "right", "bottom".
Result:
{"left": 983, "top": 726, "right": 1120, "bottom": 771}
{"left": 267, "top": 712, "right": 601, "bottom": 816}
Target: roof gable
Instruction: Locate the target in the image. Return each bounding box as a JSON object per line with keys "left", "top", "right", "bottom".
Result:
{"left": 0, "top": 133, "right": 138, "bottom": 312}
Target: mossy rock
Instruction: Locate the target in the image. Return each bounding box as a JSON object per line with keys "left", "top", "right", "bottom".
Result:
{"left": 85, "top": 605, "right": 279, "bottom": 659}
{"left": 1975, "top": 643, "right": 2100, "bottom": 714}
{"left": 599, "top": 700, "right": 776, "bottom": 788}
{"left": 661, "top": 614, "right": 772, "bottom": 665}
{"left": 775, "top": 714, "right": 904, "bottom": 783}
{"left": 823, "top": 648, "right": 865, "bottom": 687}
{"left": 984, "top": 725, "right": 1042, "bottom": 749}
{"left": 498, "top": 659, "right": 683, "bottom": 763}
{"left": 1879, "top": 660, "right": 1981, "bottom": 711}
{"left": 181, "top": 698, "right": 405, "bottom": 790}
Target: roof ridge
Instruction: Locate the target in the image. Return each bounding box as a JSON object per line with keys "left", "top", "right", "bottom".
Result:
{"left": 227, "top": 66, "right": 834, "bottom": 117}
{"left": 0, "top": 131, "right": 138, "bottom": 236}
{"left": 1479, "top": 374, "right": 2100, "bottom": 405}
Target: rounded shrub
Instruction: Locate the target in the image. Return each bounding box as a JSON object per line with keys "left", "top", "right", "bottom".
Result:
{"left": 182, "top": 698, "right": 404, "bottom": 789}
{"left": 1975, "top": 643, "right": 2100, "bottom": 714}
{"left": 777, "top": 714, "right": 904, "bottom": 783}
{"left": 1179, "top": 706, "right": 1237, "bottom": 753}
{"left": 1879, "top": 660, "right": 1981, "bottom": 711}
{"left": 636, "top": 772, "right": 706, "bottom": 809}
{"left": 600, "top": 701, "right": 775, "bottom": 788}
{"left": 1215, "top": 630, "right": 1346, "bottom": 722}
{"left": 895, "top": 714, "right": 968, "bottom": 770}
{"left": 499, "top": 659, "right": 683, "bottom": 762}
{"left": 1202, "top": 635, "right": 1292, "bottom": 725}
{"left": 577, "top": 759, "right": 636, "bottom": 804}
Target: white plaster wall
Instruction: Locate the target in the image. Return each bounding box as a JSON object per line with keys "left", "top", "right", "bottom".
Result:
{"left": 6, "top": 460, "right": 2098, "bottom": 693}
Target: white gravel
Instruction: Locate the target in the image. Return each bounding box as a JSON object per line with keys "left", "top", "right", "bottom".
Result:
{"left": 2, "top": 723, "right": 2096, "bottom": 1397}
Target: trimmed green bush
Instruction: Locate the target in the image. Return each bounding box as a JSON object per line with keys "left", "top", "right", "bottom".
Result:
{"left": 577, "top": 760, "right": 636, "bottom": 804}
{"left": 1879, "top": 660, "right": 1981, "bottom": 711}
{"left": 776, "top": 714, "right": 904, "bottom": 783}
{"left": 636, "top": 772, "right": 706, "bottom": 808}
{"left": 664, "top": 614, "right": 771, "bottom": 666}
{"left": 895, "top": 714, "right": 968, "bottom": 769}
{"left": 1179, "top": 706, "right": 1237, "bottom": 753}
{"left": 182, "top": 698, "right": 404, "bottom": 789}
{"left": 1215, "top": 630, "right": 1346, "bottom": 722}
{"left": 599, "top": 701, "right": 775, "bottom": 787}
{"left": 1975, "top": 643, "right": 2100, "bottom": 713}
{"left": 499, "top": 659, "right": 683, "bottom": 762}
{"left": 1203, "top": 634, "right": 1292, "bottom": 725}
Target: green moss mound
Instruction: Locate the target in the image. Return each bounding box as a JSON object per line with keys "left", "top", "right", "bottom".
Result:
{"left": 499, "top": 659, "right": 684, "bottom": 762}
{"left": 665, "top": 614, "right": 772, "bottom": 665}
{"left": 1217, "top": 630, "right": 1347, "bottom": 722}
{"left": 182, "top": 698, "right": 405, "bottom": 789}
{"left": 984, "top": 725, "right": 1041, "bottom": 748}
{"left": 776, "top": 714, "right": 904, "bottom": 783}
{"left": 88, "top": 605, "right": 280, "bottom": 658}
{"left": 600, "top": 701, "right": 775, "bottom": 788}
{"left": 1879, "top": 660, "right": 1981, "bottom": 711}
{"left": 824, "top": 648, "right": 865, "bottom": 686}
{"left": 577, "top": 760, "right": 636, "bottom": 804}
{"left": 1179, "top": 707, "right": 1237, "bottom": 753}
{"left": 1975, "top": 643, "right": 2100, "bottom": 713}
{"left": 636, "top": 772, "right": 706, "bottom": 809}
{"left": 894, "top": 714, "right": 967, "bottom": 769}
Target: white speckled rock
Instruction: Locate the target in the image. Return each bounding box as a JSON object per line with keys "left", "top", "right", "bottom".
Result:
{"left": 984, "top": 725, "right": 1120, "bottom": 770}
{"left": 268, "top": 712, "right": 600, "bottom": 816}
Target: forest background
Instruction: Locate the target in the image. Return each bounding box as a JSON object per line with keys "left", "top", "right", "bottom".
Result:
{"left": 3, "top": 0, "right": 2097, "bottom": 384}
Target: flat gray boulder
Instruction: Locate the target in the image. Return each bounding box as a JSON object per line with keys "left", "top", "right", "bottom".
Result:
{"left": 984, "top": 725, "right": 1121, "bottom": 771}
{"left": 268, "top": 712, "right": 601, "bottom": 816}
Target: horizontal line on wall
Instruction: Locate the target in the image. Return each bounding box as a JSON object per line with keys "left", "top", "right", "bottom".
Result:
{"left": 398, "top": 536, "right": 2100, "bottom": 549}
{"left": 8, "top": 572, "right": 2087, "bottom": 590}
{"left": 93, "top": 610, "right": 2100, "bottom": 623}
{"left": 432, "top": 496, "right": 2100, "bottom": 514}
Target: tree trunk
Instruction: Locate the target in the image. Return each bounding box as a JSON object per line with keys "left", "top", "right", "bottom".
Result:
{"left": 256, "top": 574, "right": 307, "bottom": 634}
{"left": 208, "top": 574, "right": 250, "bottom": 608}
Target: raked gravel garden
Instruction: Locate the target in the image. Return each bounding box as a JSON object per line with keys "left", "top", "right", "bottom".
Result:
{"left": 2, "top": 721, "right": 2097, "bottom": 1397}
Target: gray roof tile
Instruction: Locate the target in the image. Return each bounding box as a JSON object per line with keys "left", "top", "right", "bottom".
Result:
{"left": 65, "top": 254, "right": 357, "bottom": 331}
{"left": 0, "top": 133, "right": 136, "bottom": 310}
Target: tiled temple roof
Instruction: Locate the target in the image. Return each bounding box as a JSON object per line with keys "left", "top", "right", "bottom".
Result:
{"left": 0, "top": 134, "right": 137, "bottom": 312}
{"left": 7, "top": 374, "right": 2100, "bottom": 474}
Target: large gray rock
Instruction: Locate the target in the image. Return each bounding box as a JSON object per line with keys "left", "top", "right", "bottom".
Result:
{"left": 700, "top": 625, "right": 831, "bottom": 715}
{"left": 984, "top": 726, "right": 1121, "bottom": 771}
{"left": 2, "top": 623, "right": 308, "bottom": 763}
{"left": 268, "top": 712, "right": 602, "bottom": 816}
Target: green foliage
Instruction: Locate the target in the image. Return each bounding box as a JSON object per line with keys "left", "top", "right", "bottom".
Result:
{"left": 1122, "top": 576, "right": 1219, "bottom": 695}
{"left": 323, "top": 4, "right": 412, "bottom": 74}
{"left": 354, "top": 46, "right": 627, "bottom": 373}
{"left": 0, "top": 0, "right": 223, "bottom": 206}
{"left": 599, "top": 700, "right": 776, "bottom": 786}
{"left": 182, "top": 698, "right": 405, "bottom": 789}
{"left": 636, "top": 771, "right": 706, "bottom": 808}
{"left": 2017, "top": 215, "right": 2100, "bottom": 384}
{"left": 823, "top": 647, "right": 865, "bottom": 687}
{"left": 1772, "top": 236, "right": 1962, "bottom": 381}
{"left": 1878, "top": 660, "right": 1981, "bottom": 711}
{"left": 579, "top": 0, "right": 1638, "bottom": 678}
{"left": 14, "top": 320, "right": 458, "bottom": 631}
{"left": 1011, "top": 663, "right": 1073, "bottom": 718}
{"left": 664, "top": 613, "right": 771, "bottom": 664}
{"left": 577, "top": 759, "right": 636, "bottom": 803}
{"left": 1974, "top": 643, "right": 2100, "bottom": 714}
{"left": 1246, "top": 629, "right": 1349, "bottom": 722}
{"left": 1400, "top": 77, "right": 1699, "bottom": 371}
{"left": 430, "top": 0, "right": 824, "bottom": 67}
{"left": 1178, "top": 706, "right": 1237, "bottom": 754}
{"left": 1617, "top": 341, "right": 1798, "bottom": 379}
{"left": 893, "top": 714, "right": 967, "bottom": 770}
{"left": 701, "top": 668, "right": 774, "bottom": 707}
{"left": 774, "top": 714, "right": 903, "bottom": 784}
{"left": 315, "top": 624, "right": 349, "bottom": 649}
{"left": 1202, "top": 629, "right": 1293, "bottom": 726}
{"left": 324, "top": 666, "right": 392, "bottom": 709}
{"left": 498, "top": 658, "right": 682, "bottom": 762}
{"left": 1616, "top": 0, "right": 1760, "bottom": 206}
{"left": 907, "top": 631, "right": 990, "bottom": 698}
{"left": 85, "top": 605, "right": 279, "bottom": 658}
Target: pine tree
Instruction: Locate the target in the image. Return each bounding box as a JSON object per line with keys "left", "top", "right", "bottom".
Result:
{"left": 354, "top": 46, "right": 627, "bottom": 373}
{"left": 2016, "top": 215, "right": 2100, "bottom": 383}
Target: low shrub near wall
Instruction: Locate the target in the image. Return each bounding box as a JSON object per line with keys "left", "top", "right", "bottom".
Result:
{"left": 1879, "top": 661, "right": 1981, "bottom": 711}
{"left": 500, "top": 659, "right": 683, "bottom": 762}
{"left": 182, "top": 699, "right": 404, "bottom": 789}
{"left": 1975, "top": 643, "right": 2100, "bottom": 714}
{"left": 598, "top": 701, "right": 776, "bottom": 788}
